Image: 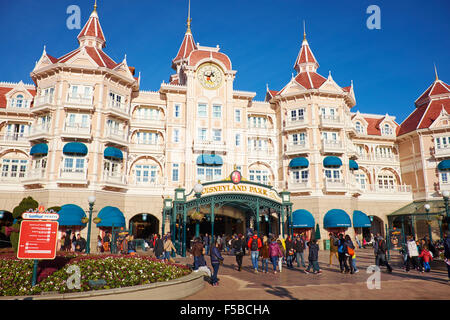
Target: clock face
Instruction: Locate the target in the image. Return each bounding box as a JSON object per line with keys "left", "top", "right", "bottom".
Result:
{"left": 197, "top": 63, "right": 223, "bottom": 90}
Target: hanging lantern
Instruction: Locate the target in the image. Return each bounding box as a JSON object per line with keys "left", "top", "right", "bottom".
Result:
{"left": 142, "top": 213, "right": 148, "bottom": 221}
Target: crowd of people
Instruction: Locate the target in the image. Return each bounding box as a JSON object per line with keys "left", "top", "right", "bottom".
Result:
{"left": 60, "top": 231, "right": 87, "bottom": 252}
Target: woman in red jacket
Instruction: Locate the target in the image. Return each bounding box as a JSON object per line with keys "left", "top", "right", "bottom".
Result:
{"left": 418, "top": 246, "right": 433, "bottom": 273}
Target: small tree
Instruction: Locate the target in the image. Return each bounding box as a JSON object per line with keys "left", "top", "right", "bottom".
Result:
{"left": 10, "top": 196, "right": 39, "bottom": 253}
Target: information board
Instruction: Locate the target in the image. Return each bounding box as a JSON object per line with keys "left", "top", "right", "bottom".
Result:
{"left": 17, "top": 220, "right": 59, "bottom": 260}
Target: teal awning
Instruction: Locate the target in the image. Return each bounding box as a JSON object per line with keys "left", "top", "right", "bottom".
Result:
{"left": 57, "top": 204, "right": 87, "bottom": 226}
{"left": 63, "top": 142, "right": 88, "bottom": 156}
{"left": 323, "top": 156, "right": 342, "bottom": 168}
{"left": 349, "top": 159, "right": 359, "bottom": 170}
{"left": 292, "top": 209, "right": 315, "bottom": 228}
{"left": 30, "top": 143, "right": 48, "bottom": 156}
{"left": 323, "top": 209, "right": 351, "bottom": 228}
{"left": 353, "top": 210, "right": 371, "bottom": 228}
{"left": 438, "top": 160, "right": 450, "bottom": 171}
{"left": 196, "top": 154, "right": 223, "bottom": 166}
{"left": 104, "top": 147, "right": 123, "bottom": 160}
{"left": 97, "top": 206, "right": 126, "bottom": 227}
{"left": 289, "top": 157, "right": 309, "bottom": 168}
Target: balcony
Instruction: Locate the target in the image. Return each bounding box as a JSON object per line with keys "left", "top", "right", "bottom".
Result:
{"left": 0, "top": 134, "right": 30, "bottom": 147}
{"left": 193, "top": 140, "right": 226, "bottom": 153}
{"left": 288, "top": 180, "right": 312, "bottom": 193}
{"left": 364, "top": 184, "right": 412, "bottom": 195}
{"left": 284, "top": 118, "right": 308, "bottom": 131}
{"left": 439, "top": 180, "right": 450, "bottom": 193}
{"left": 320, "top": 115, "right": 343, "bottom": 128}
{"left": 357, "top": 154, "right": 400, "bottom": 163}
{"left": 0, "top": 173, "right": 27, "bottom": 184}
{"left": 323, "top": 178, "right": 347, "bottom": 192}
{"left": 28, "top": 125, "right": 52, "bottom": 141}
{"left": 58, "top": 168, "right": 88, "bottom": 184}
{"left": 130, "top": 117, "right": 165, "bottom": 130}
{"left": 247, "top": 148, "right": 276, "bottom": 160}
{"left": 61, "top": 123, "right": 91, "bottom": 140}
{"left": 106, "top": 100, "right": 130, "bottom": 119}
{"left": 65, "top": 95, "right": 94, "bottom": 111}
{"left": 101, "top": 172, "right": 128, "bottom": 189}
{"left": 247, "top": 126, "right": 274, "bottom": 137}
{"left": 33, "top": 95, "right": 56, "bottom": 113}
{"left": 129, "top": 142, "right": 164, "bottom": 154}
{"left": 22, "top": 168, "right": 46, "bottom": 185}
{"left": 104, "top": 128, "right": 128, "bottom": 146}
{"left": 286, "top": 142, "right": 309, "bottom": 156}
{"left": 434, "top": 145, "right": 450, "bottom": 158}
{"left": 322, "top": 140, "right": 345, "bottom": 154}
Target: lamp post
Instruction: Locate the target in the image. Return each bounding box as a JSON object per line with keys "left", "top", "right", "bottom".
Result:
{"left": 163, "top": 198, "right": 173, "bottom": 236}
{"left": 193, "top": 183, "right": 204, "bottom": 240}
{"left": 443, "top": 190, "right": 450, "bottom": 232}
{"left": 86, "top": 195, "right": 96, "bottom": 254}
{"left": 424, "top": 203, "right": 432, "bottom": 242}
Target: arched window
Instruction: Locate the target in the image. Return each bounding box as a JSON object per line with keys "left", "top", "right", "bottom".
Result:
{"left": 382, "top": 123, "right": 392, "bottom": 135}
{"left": 355, "top": 121, "right": 362, "bottom": 133}
{"left": 14, "top": 94, "right": 24, "bottom": 108}
{"left": 248, "top": 163, "right": 272, "bottom": 185}
{"left": 377, "top": 169, "right": 397, "bottom": 190}
{"left": 132, "top": 158, "right": 161, "bottom": 185}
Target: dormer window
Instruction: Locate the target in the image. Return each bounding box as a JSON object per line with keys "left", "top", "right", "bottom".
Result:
{"left": 382, "top": 123, "right": 393, "bottom": 135}
{"left": 355, "top": 121, "right": 364, "bottom": 134}
{"left": 11, "top": 94, "right": 28, "bottom": 108}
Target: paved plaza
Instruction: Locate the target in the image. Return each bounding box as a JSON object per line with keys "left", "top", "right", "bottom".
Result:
{"left": 174, "top": 248, "right": 450, "bottom": 300}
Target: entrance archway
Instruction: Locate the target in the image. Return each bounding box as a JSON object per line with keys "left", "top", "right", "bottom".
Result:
{"left": 129, "top": 213, "right": 159, "bottom": 240}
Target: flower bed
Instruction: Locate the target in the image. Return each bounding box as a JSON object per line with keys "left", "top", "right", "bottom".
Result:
{"left": 0, "top": 253, "right": 191, "bottom": 296}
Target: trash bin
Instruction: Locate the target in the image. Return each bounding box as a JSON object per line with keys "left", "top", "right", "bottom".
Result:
{"left": 323, "top": 239, "right": 330, "bottom": 251}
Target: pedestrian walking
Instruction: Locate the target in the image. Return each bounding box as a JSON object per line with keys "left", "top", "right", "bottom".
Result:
{"left": 203, "top": 233, "right": 211, "bottom": 255}
{"left": 294, "top": 234, "right": 306, "bottom": 268}
{"left": 127, "top": 235, "right": 136, "bottom": 254}
{"left": 269, "top": 237, "right": 283, "bottom": 274}
{"left": 418, "top": 246, "right": 433, "bottom": 273}
{"left": 209, "top": 241, "right": 224, "bottom": 286}
{"left": 232, "top": 234, "right": 245, "bottom": 271}
{"left": 355, "top": 235, "right": 362, "bottom": 249}
{"left": 260, "top": 239, "right": 270, "bottom": 273}
{"left": 304, "top": 239, "right": 321, "bottom": 274}
{"left": 337, "top": 233, "right": 349, "bottom": 273}
{"left": 248, "top": 233, "right": 262, "bottom": 273}
{"left": 344, "top": 235, "right": 356, "bottom": 274}
{"left": 191, "top": 236, "right": 206, "bottom": 270}
{"left": 285, "top": 235, "right": 294, "bottom": 269}
{"left": 405, "top": 235, "right": 422, "bottom": 272}
{"left": 444, "top": 232, "right": 450, "bottom": 282}
{"left": 329, "top": 233, "right": 339, "bottom": 266}
{"left": 97, "top": 235, "right": 103, "bottom": 253}
{"left": 103, "top": 232, "right": 111, "bottom": 253}
{"left": 163, "top": 235, "right": 177, "bottom": 262}
{"left": 276, "top": 237, "right": 285, "bottom": 272}
{"left": 154, "top": 234, "right": 165, "bottom": 260}
{"left": 375, "top": 234, "right": 393, "bottom": 273}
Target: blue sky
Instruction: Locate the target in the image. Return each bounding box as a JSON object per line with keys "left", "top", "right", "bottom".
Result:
{"left": 0, "top": 0, "right": 449, "bottom": 123}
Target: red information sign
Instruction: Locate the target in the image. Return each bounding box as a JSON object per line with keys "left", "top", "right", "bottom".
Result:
{"left": 17, "top": 220, "right": 59, "bottom": 260}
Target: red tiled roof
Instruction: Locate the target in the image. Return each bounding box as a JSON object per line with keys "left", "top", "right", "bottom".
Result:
{"left": 0, "top": 87, "right": 13, "bottom": 108}
{"left": 294, "top": 38, "right": 319, "bottom": 73}
{"left": 430, "top": 81, "right": 450, "bottom": 96}
{"left": 415, "top": 79, "right": 450, "bottom": 107}
{"left": 294, "top": 71, "right": 326, "bottom": 89}
{"left": 418, "top": 99, "right": 450, "bottom": 129}
{"left": 398, "top": 104, "right": 432, "bottom": 136}
{"left": 188, "top": 50, "right": 232, "bottom": 70}
{"left": 342, "top": 86, "right": 351, "bottom": 92}
{"left": 364, "top": 117, "right": 383, "bottom": 136}
{"left": 77, "top": 10, "right": 106, "bottom": 47}
{"left": 173, "top": 32, "right": 196, "bottom": 64}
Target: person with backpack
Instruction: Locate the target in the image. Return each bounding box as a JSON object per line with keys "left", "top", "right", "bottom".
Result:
{"left": 285, "top": 235, "right": 294, "bottom": 269}
{"left": 232, "top": 234, "right": 245, "bottom": 271}
{"left": 294, "top": 234, "right": 306, "bottom": 268}
{"left": 375, "top": 234, "right": 393, "bottom": 273}
{"left": 269, "top": 237, "right": 283, "bottom": 273}
{"left": 248, "top": 233, "right": 263, "bottom": 273}
{"left": 209, "top": 241, "right": 224, "bottom": 286}
{"left": 304, "top": 239, "right": 322, "bottom": 274}
{"left": 337, "top": 233, "right": 349, "bottom": 273}
{"left": 344, "top": 235, "right": 356, "bottom": 274}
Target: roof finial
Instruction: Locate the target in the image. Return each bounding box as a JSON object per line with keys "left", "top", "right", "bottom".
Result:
{"left": 434, "top": 63, "right": 439, "bottom": 81}
{"left": 186, "top": 0, "right": 192, "bottom": 34}
{"left": 303, "top": 20, "right": 306, "bottom": 40}
{"left": 94, "top": 0, "right": 98, "bottom": 11}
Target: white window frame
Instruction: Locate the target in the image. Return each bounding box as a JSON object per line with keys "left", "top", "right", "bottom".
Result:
{"left": 212, "top": 105, "right": 222, "bottom": 118}
{"left": 174, "top": 104, "right": 182, "bottom": 118}
{"left": 198, "top": 103, "right": 208, "bottom": 118}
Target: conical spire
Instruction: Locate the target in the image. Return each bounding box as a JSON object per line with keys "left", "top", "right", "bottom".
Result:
{"left": 77, "top": 1, "right": 106, "bottom": 49}
{"left": 293, "top": 22, "right": 319, "bottom": 74}
{"left": 172, "top": 0, "right": 197, "bottom": 70}
{"left": 434, "top": 63, "right": 439, "bottom": 81}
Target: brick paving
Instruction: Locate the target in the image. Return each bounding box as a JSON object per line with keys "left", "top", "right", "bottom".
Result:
{"left": 172, "top": 248, "right": 450, "bottom": 300}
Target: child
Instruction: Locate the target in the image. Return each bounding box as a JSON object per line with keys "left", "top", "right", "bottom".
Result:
{"left": 304, "top": 239, "right": 322, "bottom": 274}
{"left": 418, "top": 246, "right": 433, "bottom": 273}
{"left": 351, "top": 246, "right": 359, "bottom": 273}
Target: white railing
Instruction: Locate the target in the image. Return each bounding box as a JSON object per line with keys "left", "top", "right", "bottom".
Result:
{"left": 23, "top": 168, "right": 46, "bottom": 180}
{"left": 59, "top": 168, "right": 87, "bottom": 180}
{"left": 63, "top": 123, "right": 91, "bottom": 135}
{"left": 105, "top": 129, "right": 128, "bottom": 142}
{"left": 322, "top": 140, "right": 344, "bottom": 151}
{"left": 324, "top": 178, "right": 346, "bottom": 190}
{"left": 108, "top": 100, "right": 129, "bottom": 114}
{"left": 365, "top": 184, "right": 411, "bottom": 193}
{"left": 194, "top": 140, "right": 226, "bottom": 151}
{"left": 357, "top": 154, "right": 399, "bottom": 163}
{"left": 289, "top": 180, "right": 310, "bottom": 190}
{"left": 29, "top": 125, "right": 51, "bottom": 135}
{"left": 34, "top": 95, "right": 54, "bottom": 107}
{"left": 1, "top": 134, "right": 29, "bottom": 143}
{"left": 285, "top": 118, "right": 306, "bottom": 129}
{"left": 0, "top": 172, "right": 27, "bottom": 182}
{"left": 131, "top": 180, "right": 164, "bottom": 188}
{"left": 435, "top": 144, "right": 450, "bottom": 157}
{"left": 287, "top": 142, "right": 308, "bottom": 153}
{"left": 132, "top": 117, "right": 164, "bottom": 127}
{"left": 103, "top": 172, "right": 127, "bottom": 184}
{"left": 247, "top": 127, "right": 273, "bottom": 135}
{"left": 67, "top": 95, "right": 93, "bottom": 106}
{"left": 320, "top": 115, "right": 341, "bottom": 125}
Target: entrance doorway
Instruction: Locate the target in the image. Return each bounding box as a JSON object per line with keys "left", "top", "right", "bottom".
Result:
{"left": 129, "top": 214, "right": 159, "bottom": 240}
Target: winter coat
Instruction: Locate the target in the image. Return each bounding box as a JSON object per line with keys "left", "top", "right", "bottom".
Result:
{"left": 329, "top": 236, "right": 338, "bottom": 252}
{"left": 191, "top": 241, "right": 204, "bottom": 257}
{"left": 285, "top": 239, "right": 293, "bottom": 251}
{"left": 154, "top": 238, "right": 164, "bottom": 257}
{"left": 269, "top": 241, "right": 283, "bottom": 257}
{"left": 308, "top": 242, "right": 319, "bottom": 261}
{"left": 407, "top": 240, "right": 419, "bottom": 257}
{"left": 293, "top": 238, "right": 305, "bottom": 252}
{"left": 232, "top": 238, "right": 245, "bottom": 256}
{"left": 260, "top": 243, "right": 270, "bottom": 259}
{"left": 247, "top": 236, "right": 263, "bottom": 251}
{"left": 418, "top": 249, "right": 433, "bottom": 263}
{"left": 444, "top": 236, "right": 450, "bottom": 260}
{"left": 210, "top": 246, "right": 224, "bottom": 264}
{"left": 164, "top": 239, "right": 176, "bottom": 253}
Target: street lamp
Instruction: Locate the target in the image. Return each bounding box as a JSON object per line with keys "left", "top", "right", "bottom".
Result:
{"left": 424, "top": 203, "right": 432, "bottom": 242}
{"left": 86, "top": 195, "right": 96, "bottom": 254}
{"left": 443, "top": 190, "right": 450, "bottom": 232}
